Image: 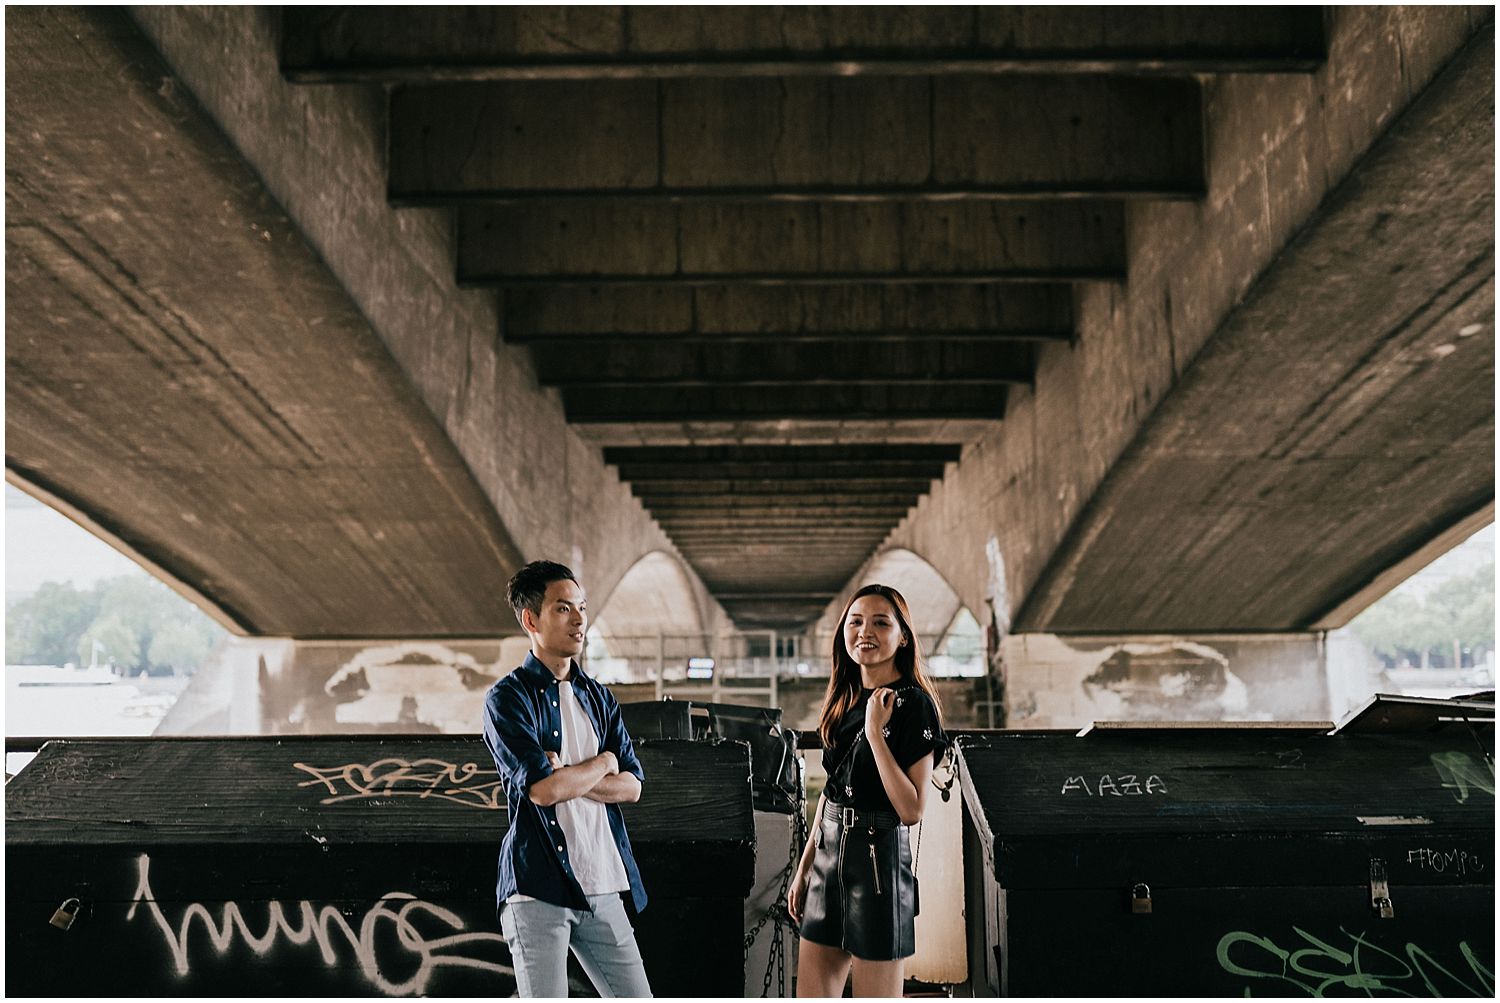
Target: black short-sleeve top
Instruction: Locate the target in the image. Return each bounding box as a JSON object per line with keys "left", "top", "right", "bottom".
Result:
{"left": 823, "top": 683, "right": 948, "bottom": 813}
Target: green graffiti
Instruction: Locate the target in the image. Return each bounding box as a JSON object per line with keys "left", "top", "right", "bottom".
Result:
{"left": 1217, "top": 926, "right": 1494, "bottom": 997}
{"left": 1431, "top": 751, "right": 1495, "bottom": 804}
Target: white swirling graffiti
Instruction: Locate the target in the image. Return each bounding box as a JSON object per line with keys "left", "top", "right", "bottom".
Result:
{"left": 293, "top": 757, "right": 504, "bottom": 810}
{"left": 125, "top": 853, "right": 513, "bottom": 996}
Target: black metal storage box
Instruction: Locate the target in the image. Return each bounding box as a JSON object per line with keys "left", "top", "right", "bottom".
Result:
{"left": 7, "top": 736, "right": 754, "bottom": 996}
{"left": 957, "top": 726, "right": 1495, "bottom": 997}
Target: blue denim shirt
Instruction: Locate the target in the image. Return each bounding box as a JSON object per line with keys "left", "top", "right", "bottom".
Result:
{"left": 482, "top": 652, "right": 648, "bottom": 914}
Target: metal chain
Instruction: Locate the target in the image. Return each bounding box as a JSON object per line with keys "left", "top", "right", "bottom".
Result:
{"left": 743, "top": 788, "right": 808, "bottom": 997}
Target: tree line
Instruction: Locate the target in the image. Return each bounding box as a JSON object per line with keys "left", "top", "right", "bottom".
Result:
{"left": 1348, "top": 562, "right": 1494, "bottom": 670}
{"left": 6, "top": 575, "right": 226, "bottom": 675}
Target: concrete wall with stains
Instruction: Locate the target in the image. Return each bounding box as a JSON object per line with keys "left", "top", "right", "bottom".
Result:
{"left": 158, "top": 637, "right": 533, "bottom": 735}
{"left": 1002, "top": 633, "right": 1330, "bottom": 729}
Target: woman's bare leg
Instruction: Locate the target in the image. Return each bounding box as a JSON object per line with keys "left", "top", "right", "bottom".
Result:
{"left": 850, "top": 958, "right": 904, "bottom": 998}
{"left": 796, "top": 939, "right": 853, "bottom": 997}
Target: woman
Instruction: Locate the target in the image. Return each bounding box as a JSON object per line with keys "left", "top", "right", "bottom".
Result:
{"left": 788, "top": 583, "right": 948, "bottom": 997}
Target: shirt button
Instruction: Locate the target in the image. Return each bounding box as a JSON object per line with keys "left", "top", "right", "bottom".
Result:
{"left": 553, "top": 701, "right": 558, "bottom": 707}
{"left": 553, "top": 730, "right": 559, "bottom": 736}
{"left": 557, "top": 844, "right": 564, "bottom": 852}
{"left": 550, "top": 819, "right": 557, "bottom": 826}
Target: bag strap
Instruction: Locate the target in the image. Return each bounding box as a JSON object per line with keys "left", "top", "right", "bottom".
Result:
{"left": 914, "top": 745, "right": 957, "bottom": 869}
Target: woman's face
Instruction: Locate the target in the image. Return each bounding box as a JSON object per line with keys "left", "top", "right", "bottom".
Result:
{"left": 843, "top": 594, "right": 905, "bottom": 672}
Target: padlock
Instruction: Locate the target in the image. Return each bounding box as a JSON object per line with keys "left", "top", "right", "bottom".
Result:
{"left": 49, "top": 898, "right": 80, "bottom": 931}
{"left": 1130, "top": 883, "right": 1152, "bottom": 914}
{"left": 1370, "top": 858, "right": 1395, "bottom": 919}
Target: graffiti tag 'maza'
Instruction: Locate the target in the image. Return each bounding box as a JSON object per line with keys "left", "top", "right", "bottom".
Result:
{"left": 1060, "top": 773, "right": 1167, "bottom": 796}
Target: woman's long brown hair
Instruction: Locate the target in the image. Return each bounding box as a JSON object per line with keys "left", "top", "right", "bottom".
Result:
{"left": 818, "top": 583, "right": 943, "bottom": 747}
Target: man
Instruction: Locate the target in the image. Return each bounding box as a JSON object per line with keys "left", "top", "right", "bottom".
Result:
{"left": 482, "top": 560, "right": 653, "bottom": 997}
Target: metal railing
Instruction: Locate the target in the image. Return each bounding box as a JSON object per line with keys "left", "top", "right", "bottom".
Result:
{"left": 584, "top": 631, "right": 984, "bottom": 702}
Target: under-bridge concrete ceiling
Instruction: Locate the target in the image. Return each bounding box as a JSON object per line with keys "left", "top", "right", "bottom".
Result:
{"left": 7, "top": 8, "right": 1492, "bottom": 639}
{"left": 274, "top": 6, "right": 1334, "bottom": 629}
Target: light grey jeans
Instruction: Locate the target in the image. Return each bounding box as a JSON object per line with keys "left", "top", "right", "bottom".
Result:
{"left": 499, "top": 893, "right": 653, "bottom": 998}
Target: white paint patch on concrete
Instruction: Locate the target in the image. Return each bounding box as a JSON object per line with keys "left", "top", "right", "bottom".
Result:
{"left": 1001, "top": 633, "right": 1312, "bottom": 728}
{"left": 324, "top": 642, "right": 503, "bottom": 731}
{"left": 985, "top": 535, "right": 1010, "bottom": 637}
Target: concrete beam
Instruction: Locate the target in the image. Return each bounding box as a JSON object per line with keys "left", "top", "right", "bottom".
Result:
{"left": 633, "top": 479, "right": 937, "bottom": 498}
{"left": 692, "top": 554, "right": 874, "bottom": 570}
{"left": 721, "top": 600, "right": 831, "bottom": 628}
{"left": 571, "top": 419, "right": 999, "bottom": 448}
{"left": 283, "top": 7, "right": 1325, "bottom": 81}
{"left": 1017, "top": 23, "right": 1496, "bottom": 632}
{"left": 562, "top": 385, "right": 1008, "bottom": 423}
{"left": 501, "top": 283, "right": 1074, "bottom": 343}
{"left": 126, "top": 6, "right": 733, "bottom": 637}
{"left": 532, "top": 340, "right": 1032, "bottom": 388}
{"left": 699, "top": 559, "right": 862, "bottom": 576}
{"left": 714, "top": 591, "right": 843, "bottom": 602}
{"left": 644, "top": 503, "right": 917, "bottom": 518}
{"left": 604, "top": 444, "right": 963, "bottom": 465}
{"left": 656, "top": 516, "right": 903, "bottom": 530}
{"left": 390, "top": 77, "right": 1203, "bottom": 201}
{"left": 645, "top": 495, "right": 917, "bottom": 510}
{"left": 5, "top": 8, "right": 524, "bottom": 637}
{"left": 619, "top": 462, "right": 952, "bottom": 482}
{"left": 1309, "top": 501, "right": 1496, "bottom": 629}
{"left": 671, "top": 529, "right": 889, "bottom": 541}
{"left": 458, "top": 202, "right": 1126, "bottom": 284}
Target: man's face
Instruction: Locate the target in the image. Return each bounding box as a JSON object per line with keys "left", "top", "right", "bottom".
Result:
{"left": 525, "top": 577, "right": 587, "bottom": 659}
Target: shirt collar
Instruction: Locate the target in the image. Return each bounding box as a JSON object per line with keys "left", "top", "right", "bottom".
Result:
{"left": 518, "top": 650, "right": 591, "bottom": 686}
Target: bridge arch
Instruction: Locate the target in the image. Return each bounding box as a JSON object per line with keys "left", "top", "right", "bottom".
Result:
{"left": 589, "top": 550, "right": 709, "bottom": 641}
{"left": 811, "top": 547, "right": 982, "bottom": 675}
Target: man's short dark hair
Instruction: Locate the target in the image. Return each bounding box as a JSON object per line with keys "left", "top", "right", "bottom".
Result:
{"left": 507, "top": 560, "right": 578, "bottom": 630}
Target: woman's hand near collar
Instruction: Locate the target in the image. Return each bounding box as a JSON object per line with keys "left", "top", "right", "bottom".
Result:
{"left": 864, "top": 686, "right": 897, "bottom": 734}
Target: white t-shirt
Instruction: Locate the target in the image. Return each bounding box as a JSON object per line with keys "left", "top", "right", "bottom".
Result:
{"left": 552, "top": 681, "right": 631, "bottom": 896}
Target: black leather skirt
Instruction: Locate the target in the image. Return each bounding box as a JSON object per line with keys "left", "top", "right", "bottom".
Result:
{"left": 799, "top": 802, "right": 918, "bottom": 961}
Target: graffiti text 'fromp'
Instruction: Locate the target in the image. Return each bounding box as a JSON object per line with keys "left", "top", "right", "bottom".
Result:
{"left": 293, "top": 758, "right": 503, "bottom": 810}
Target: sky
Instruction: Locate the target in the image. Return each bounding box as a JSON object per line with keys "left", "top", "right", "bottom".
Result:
{"left": 6, "top": 484, "right": 151, "bottom": 601}
{"left": 1395, "top": 523, "right": 1494, "bottom": 596}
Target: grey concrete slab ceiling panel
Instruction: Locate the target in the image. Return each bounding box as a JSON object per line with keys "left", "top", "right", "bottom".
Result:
{"left": 558, "top": 385, "right": 1009, "bottom": 423}
{"left": 456, "top": 201, "right": 1127, "bottom": 284}
{"left": 499, "top": 283, "right": 1075, "bottom": 343}
{"left": 282, "top": 7, "right": 1326, "bottom": 80}
{"left": 528, "top": 341, "right": 1035, "bottom": 387}
{"left": 568, "top": 419, "right": 1001, "bottom": 448}
{"left": 388, "top": 77, "right": 1204, "bottom": 201}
